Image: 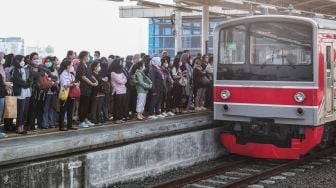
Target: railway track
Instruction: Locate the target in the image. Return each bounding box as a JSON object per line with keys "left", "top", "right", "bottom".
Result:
{"left": 151, "top": 147, "right": 336, "bottom": 188}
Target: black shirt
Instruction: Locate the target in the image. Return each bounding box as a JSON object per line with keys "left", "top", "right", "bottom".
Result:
{"left": 76, "top": 62, "right": 92, "bottom": 96}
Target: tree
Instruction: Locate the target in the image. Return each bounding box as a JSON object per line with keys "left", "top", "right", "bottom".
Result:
{"left": 45, "top": 45, "right": 54, "bottom": 54}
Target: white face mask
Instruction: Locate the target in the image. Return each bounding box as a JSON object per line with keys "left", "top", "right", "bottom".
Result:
{"left": 0, "top": 59, "right": 5, "bottom": 65}
{"left": 97, "top": 66, "right": 101, "bottom": 72}
{"left": 179, "top": 62, "right": 182, "bottom": 67}
{"left": 20, "top": 61, "right": 25, "bottom": 67}
{"left": 69, "top": 66, "right": 75, "bottom": 73}
{"left": 164, "top": 63, "right": 169, "bottom": 68}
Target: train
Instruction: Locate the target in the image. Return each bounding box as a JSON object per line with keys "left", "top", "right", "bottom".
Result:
{"left": 213, "top": 15, "right": 336, "bottom": 160}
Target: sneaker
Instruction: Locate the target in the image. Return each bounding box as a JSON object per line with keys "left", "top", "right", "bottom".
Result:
{"left": 195, "top": 107, "right": 202, "bottom": 111}
{"left": 0, "top": 131, "right": 8, "bottom": 138}
{"left": 85, "top": 121, "right": 95, "bottom": 127}
{"left": 148, "top": 115, "right": 158, "bottom": 119}
{"left": 157, "top": 114, "right": 165, "bottom": 118}
{"left": 79, "top": 122, "right": 89, "bottom": 128}
{"left": 201, "top": 107, "right": 207, "bottom": 111}
{"left": 167, "top": 111, "right": 176, "bottom": 116}
{"left": 114, "top": 120, "right": 124, "bottom": 124}
{"left": 162, "top": 112, "right": 168, "bottom": 117}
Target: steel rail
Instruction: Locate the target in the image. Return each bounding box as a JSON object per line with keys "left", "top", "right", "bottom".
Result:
{"left": 150, "top": 160, "right": 250, "bottom": 188}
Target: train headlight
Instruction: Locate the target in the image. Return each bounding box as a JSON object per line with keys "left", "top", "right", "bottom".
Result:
{"left": 220, "top": 90, "right": 231, "bottom": 100}
{"left": 294, "top": 92, "right": 306, "bottom": 103}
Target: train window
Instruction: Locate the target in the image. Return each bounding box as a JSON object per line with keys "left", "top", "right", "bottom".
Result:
{"left": 219, "top": 25, "right": 246, "bottom": 64}
{"left": 217, "top": 22, "right": 313, "bottom": 82}
{"left": 249, "top": 22, "right": 312, "bottom": 66}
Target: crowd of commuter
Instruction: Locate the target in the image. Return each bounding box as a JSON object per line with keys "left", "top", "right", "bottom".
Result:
{"left": 0, "top": 50, "right": 214, "bottom": 137}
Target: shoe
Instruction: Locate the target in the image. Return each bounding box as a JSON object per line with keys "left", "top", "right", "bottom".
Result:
{"left": 195, "top": 107, "right": 202, "bottom": 111}
{"left": 16, "top": 131, "right": 27, "bottom": 134}
{"left": 201, "top": 107, "right": 207, "bottom": 110}
{"left": 85, "top": 121, "right": 95, "bottom": 127}
{"left": 148, "top": 115, "right": 158, "bottom": 119}
{"left": 59, "top": 127, "right": 68, "bottom": 131}
{"left": 157, "top": 114, "right": 165, "bottom": 118}
{"left": 79, "top": 122, "right": 89, "bottom": 128}
{"left": 114, "top": 120, "right": 124, "bottom": 124}
{"left": 162, "top": 112, "right": 168, "bottom": 116}
{"left": 67, "top": 126, "right": 78, "bottom": 130}
{"left": 167, "top": 112, "right": 176, "bottom": 116}
{"left": 0, "top": 132, "right": 8, "bottom": 138}
{"left": 137, "top": 115, "right": 144, "bottom": 121}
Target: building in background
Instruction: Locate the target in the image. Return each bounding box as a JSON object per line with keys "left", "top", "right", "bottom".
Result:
{"left": 0, "top": 37, "right": 25, "bottom": 55}
{"left": 148, "top": 17, "right": 223, "bottom": 57}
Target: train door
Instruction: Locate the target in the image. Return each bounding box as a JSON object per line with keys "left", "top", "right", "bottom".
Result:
{"left": 325, "top": 42, "right": 334, "bottom": 115}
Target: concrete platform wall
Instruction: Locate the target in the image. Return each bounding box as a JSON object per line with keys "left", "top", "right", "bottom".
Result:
{"left": 0, "top": 127, "right": 227, "bottom": 188}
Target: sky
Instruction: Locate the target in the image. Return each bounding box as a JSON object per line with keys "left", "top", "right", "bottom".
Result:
{"left": 0, "top": 0, "right": 172, "bottom": 58}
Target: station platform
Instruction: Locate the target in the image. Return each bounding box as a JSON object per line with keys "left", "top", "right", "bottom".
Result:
{"left": 0, "top": 111, "right": 215, "bottom": 166}
{"left": 0, "top": 111, "right": 228, "bottom": 187}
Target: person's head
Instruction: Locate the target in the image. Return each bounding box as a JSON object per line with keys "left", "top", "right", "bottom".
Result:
{"left": 162, "top": 51, "right": 168, "bottom": 57}
{"left": 180, "top": 53, "right": 190, "bottom": 64}
{"left": 173, "top": 56, "right": 181, "bottom": 69}
{"left": 66, "top": 50, "right": 75, "bottom": 60}
{"left": 110, "top": 58, "right": 123, "bottom": 73}
{"left": 94, "top": 51, "right": 100, "bottom": 59}
{"left": 202, "top": 54, "right": 209, "bottom": 63}
{"left": 13, "top": 55, "right": 25, "bottom": 68}
{"left": 151, "top": 57, "right": 161, "bottom": 69}
{"left": 24, "top": 55, "right": 30, "bottom": 66}
{"left": 4, "top": 54, "right": 14, "bottom": 68}
{"left": 209, "top": 56, "right": 213, "bottom": 65}
{"left": 78, "top": 51, "right": 89, "bottom": 64}
{"left": 71, "top": 58, "right": 80, "bottom": 72}
{"left": 100, "top": 57, "right": 108, "bottom": 64}
{"left": 161, "top": 58, "right": 169, "bottom": 69}
{"left": 45, "top": 56, "right": 53, "bottom": 69}
{"left": 60, "top": 59, "right": 73, "bottom": 73}
{"left": 196, "top": 53, "right": 201, "bottom": 59}
{"left": 133, "top": 54, "right": 141, "bottom": 64}
{"left": 50, "top": 56, "right": 59, "bottom": 70}
{"left": 91, "top": 59, "right": 101, "bottom": 72}
{"left": 30, "top": 52, "right": 40, "bottom": 67}
{"left": 136, "top": 61, "right": 145, "bottom": 71}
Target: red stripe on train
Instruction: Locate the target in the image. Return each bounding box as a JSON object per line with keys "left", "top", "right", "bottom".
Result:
{"left": 214, "top": 86, "right": 320, "bottom": 106}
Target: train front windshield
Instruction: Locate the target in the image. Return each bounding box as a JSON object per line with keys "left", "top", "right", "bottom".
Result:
{"left": 217, "top": 22, "right": 313, "bottom": 81}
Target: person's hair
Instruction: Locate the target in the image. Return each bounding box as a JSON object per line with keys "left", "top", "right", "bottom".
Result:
{"left": 94, "top": 51, "right": 100, "bottom": 57}
{"left": 66, "top": 50, "right": 74, "bottom": 58}
{"left": 201, "top": 54, "right": 208, "bottom": 63}
{"left": 110, "top": 59, "right": 123, "bottom": 73}
{"left": 161, "top": 58, "right": 167, "bottom": 66}
{"left": 209, "top": 56, "right": 213, "bottom": 64}
{"left": 142, "top": 55, "right": 151, "bottom": 67}
{"left": 91, "top": 59, "right": 101, "bottom": 71}
{"left": 173, "top": 57, "right": 180, "bottom": 70}
{"left": 24, "top": 55, "right": 30, "bottom": 65}
{"left": 78, "top": 51, "right": 89, "bottom": 62}
{"left": 29, "top": 52, "right": 38, "bottom": 62}
{"left": 140, "top": 53, "right": 146, "bottom": 59}
{"left": 4, "top": 54, "right": 14, "bottom": 68}
{"left": 136, "top": 61, "right": 144, "bottom": 70}
{"left": 108, "top": 55, "right": 115, "bottom": 59}
{"left": 59, "top": 59, "right": 71, "bottom": 73}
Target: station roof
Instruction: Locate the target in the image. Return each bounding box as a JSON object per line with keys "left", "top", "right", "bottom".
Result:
{"left": 115, "top": 0, "right": 336, "bottom": 18}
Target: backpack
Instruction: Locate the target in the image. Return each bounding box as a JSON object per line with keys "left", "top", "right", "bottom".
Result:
{"left": 39, "top": 73, "right": 51, "bottom": 91}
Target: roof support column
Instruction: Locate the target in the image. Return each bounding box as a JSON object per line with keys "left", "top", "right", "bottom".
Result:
{"left": 201, "top": 5, "right": 209, "bottom": 55}
{"left": 174, "top": 10, "right": 182, "bottom": 54}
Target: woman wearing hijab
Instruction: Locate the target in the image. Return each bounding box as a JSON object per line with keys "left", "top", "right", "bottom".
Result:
{"left": 110, "top": 59, "right": 128, "bottom": 124}
{"left": 99, "top": 57, "right": 110, "bottom": 122}
{"left": 148, "top": 57, "right": 165, "bottom": 119}
{"left": 12, "top": 55, "right": 32, "bottom": 134}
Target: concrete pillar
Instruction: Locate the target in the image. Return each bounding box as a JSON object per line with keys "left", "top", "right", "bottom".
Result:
{"left": 201, "top": 5, "right": 209, "bottom": 55}
{"left": 175, "top": 10, "right": 182, "bottom": 54}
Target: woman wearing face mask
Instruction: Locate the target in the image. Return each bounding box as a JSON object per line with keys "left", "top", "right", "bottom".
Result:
{"left": 76, "top": 51, "right": 98, "bottom": 128}
{"left": 12, "top": 55, "right": 32, "bottom": 134}
{"left": 42, "top": 57, "right": 59, "bottom": 129}
{"left": 59, "top": 59, "right": 78, "bottom": 131}
{"left": 135, "top": 61, "right": 152, "bottom": 120}
{"left": 171, "top": 56, "right": 184, "bottom": 114}
{"left": 90, "top": 59, "right": 106, "bottom": 124}
{"left": 0, "top": 52, "right": 10, "bottom": 137}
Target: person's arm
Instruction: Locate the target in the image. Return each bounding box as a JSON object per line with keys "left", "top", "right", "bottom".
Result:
{"left": 136, "top": 71, "right": 150, "bottom": 89}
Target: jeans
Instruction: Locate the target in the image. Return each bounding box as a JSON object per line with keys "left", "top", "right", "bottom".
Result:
{"left": 42, "top": 94, "right": 57, "bottom": 128}
{"left": 17, "top": 97, "right": 30, "bottom": 127}
{"left": 90, "top": 95, "right": 104, "bottom": 123}
{"left": 136, "top": 93, "right": 147, "bottom": 113}
{"left": 149, "top": 90, "right": 163, "bottom": 116}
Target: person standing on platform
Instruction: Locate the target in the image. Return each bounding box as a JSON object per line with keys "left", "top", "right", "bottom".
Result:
{"left": 59, "top": 59, "right": 78, "bottom": 131}
{"left": 76, "top": 51, "right": 98, "bottom": 128}
{"left": 12, "top": 55, "right": 32, "bottom": 134}
{"left": 135, "top": 61, "right": 152, "bottom": 120}
{"left": 110, "top": 59, "right": 128, "bottom": 124}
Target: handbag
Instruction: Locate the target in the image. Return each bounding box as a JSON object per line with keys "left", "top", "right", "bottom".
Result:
{"left": 59, "top": 88, "right": 69, "bottom": 101}
{"left": 69, "top": 86, "right": 81, "bottom": 99}
{"left": 4, "top": 95, "right": 17, "bottom": 118}
{"left": 200, "top": 76, "right": 211, "bottom": 86}
{"left": 178, "top": 77, "right": 188, "bottom": 87}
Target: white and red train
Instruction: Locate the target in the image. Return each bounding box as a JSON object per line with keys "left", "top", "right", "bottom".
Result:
{"left": 213, "top": 15, "right": 336, "bottom": 159}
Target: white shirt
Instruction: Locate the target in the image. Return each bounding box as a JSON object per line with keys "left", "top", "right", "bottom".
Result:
{"left": 60, "top": 71, "right": 75, "bottom": 89}
{"left": 18, "top": 68, "right": 31, "bottom": 99}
